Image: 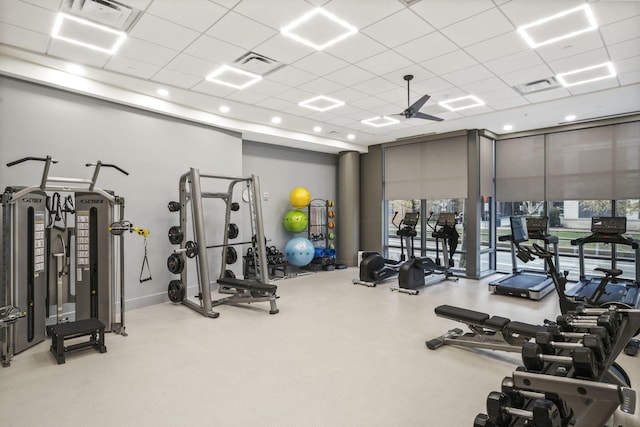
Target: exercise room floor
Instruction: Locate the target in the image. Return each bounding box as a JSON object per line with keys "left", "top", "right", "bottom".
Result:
{"left": 1, "top": 268, "right": 638, "bottom": 427}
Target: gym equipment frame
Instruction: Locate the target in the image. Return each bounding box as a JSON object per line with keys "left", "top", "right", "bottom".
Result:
{"left": 1, "top": 156, "right": 128, "bottom": 367}
{"left": 168, "top": 168, "right": 278, "bottom": 317}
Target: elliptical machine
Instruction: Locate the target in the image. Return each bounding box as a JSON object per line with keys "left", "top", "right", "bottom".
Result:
{"left": 353, "top": 212, "right": 418, "bottom": 287}
{"left": 392, "top": 212, "right": 458, "bottom": 295}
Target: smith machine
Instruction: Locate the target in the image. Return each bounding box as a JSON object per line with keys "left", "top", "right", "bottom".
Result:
{"left": 1, "top": 156, "right": 134, "bottom": 366}
{"left": 166, "top": 168, "right": 279, "bottom": 317}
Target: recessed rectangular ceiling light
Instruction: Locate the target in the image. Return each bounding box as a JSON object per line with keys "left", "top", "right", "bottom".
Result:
{"left": 206, "top": 65, "right": 262, "bottom": 90}
{"left": 52, "top": 13, "right": 126, "bottom": 54}
{"left": 438, "top": 95, "right": 485, "bottom": 112}
{"left": 517, "top": 4, "right": 597, "bottom": 48}
{"left": 556, "top": 62, "right": 616, "bottom": 87}
{"left": 281, "top": 8, "right": 357, "bottom": 50}
{"left": 361, "top": 116, "right": 400, "bottom": 128}
{"left": 298, "top": 95, "right": 345, "bottom": 112}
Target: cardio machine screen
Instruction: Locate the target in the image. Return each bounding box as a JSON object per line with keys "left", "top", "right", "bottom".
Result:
{"left": 525, "top": 217, "right": 548, "bottom": 233}
{"left": 403, "top": 212, "right": 419, "bottom": 227}
{"left": 436, "top": 212, "right": 456, "bottom": 227}
{"left": 591, "top": 217, "right": 626, "bottom": 234}
{"left": 510, "top": 216, "right": 529, "bottom": 244}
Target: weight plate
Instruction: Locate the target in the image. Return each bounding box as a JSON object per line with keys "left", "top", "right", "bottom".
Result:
{"left": 226, "top": 246, "right": 238, "bottom": 265}
{"left": 228, "top": 223, "right": 239, "bottom": 239}
{"left": 230, "top": 202, "right": 240, "bottom": 211}
{"left": 167, "top": 253, "right": 184, "bottom": 274}
{"left": 167, "top": 201, "right": 181, "bottom": 212}
{"left": 167, "top": 280, "right": 185, "bottom": 303}
{"left": 168, "top": 226, "right": 184, "bottom": 245}
{"left": 185, "top": 241, "right": 198, "bottom": 258}
{"left": 224, "top": 269, "right": 236, "bottom": 279}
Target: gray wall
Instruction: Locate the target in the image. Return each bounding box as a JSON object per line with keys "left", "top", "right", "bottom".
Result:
{"left": 359, "top": 144, "right": 383, "bottom": 253}
{"left": 242, "top": 140, "right": 337, "bottom": 254}
{"left": 0, "top": 76, "right": 242, "bottom": 310}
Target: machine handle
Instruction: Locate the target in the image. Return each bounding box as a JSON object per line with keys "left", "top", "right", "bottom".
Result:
{"left": 7, "top": 156, "right": 58, "bottom": 167}
{"left": 85, "top": 162, "right": 129, "bottom": 176}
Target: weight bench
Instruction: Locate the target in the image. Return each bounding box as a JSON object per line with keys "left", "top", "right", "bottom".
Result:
{"left": 49, "top": 318, "right": 107, "bottom": 364}
{"left": 427, "top": 304, "right": 545, "bottom": 352}
{"left": 215, "top": 277, "right": 279, "bottom": 314}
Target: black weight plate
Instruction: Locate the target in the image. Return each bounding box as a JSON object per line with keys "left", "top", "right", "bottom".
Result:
{"left": 224, "top": 269, "right": 236, "bottom": 279}
{"left": 167, "top": 253, "right": 184, "bottom": 274}
{"left": 167, "top": 201, "right": 181, "bottom": 212}
{"left": 168, "top": 226, "right": 184, "bottom": 245}
{"left": 230, "top": 202, "right": 240, "bottom": 211}
{"left": 185, "top": 241, "right": 198, "bottom": 258}
{"left": 226, "top": 246, "right": 238, "bottom": 265}
{"left": 228, "top": 223, "right": 239, "bottom": 239}
{"left": 167, "top": 280, "right": 185, "bottom": 303}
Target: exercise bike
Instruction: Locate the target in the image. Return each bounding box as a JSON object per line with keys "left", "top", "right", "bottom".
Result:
{"left": 391, "top": 212, "right": 458, "bottom": 295}
{"left": 353, "top": 211, "right": 417, "bottom": 287}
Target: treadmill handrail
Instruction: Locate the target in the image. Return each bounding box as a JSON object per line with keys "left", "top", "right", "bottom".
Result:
{"left": 571, "top": 233, "right": 639, "bottom": 249}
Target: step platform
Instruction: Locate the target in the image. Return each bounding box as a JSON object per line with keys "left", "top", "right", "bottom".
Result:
{"left": 49, "top": 318, "right": 107, "bottom": 364}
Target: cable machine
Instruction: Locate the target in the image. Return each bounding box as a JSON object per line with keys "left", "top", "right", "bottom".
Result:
{"left": 1, "top": 156, "right": 128, "bottom": 367}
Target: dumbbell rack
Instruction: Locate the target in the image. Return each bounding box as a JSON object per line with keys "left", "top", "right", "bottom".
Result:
{"left": 307, "top": 199, "right": 336, "bottom": 271}
{"left": 474, "top": 306, "right": 639, "bottom": 426}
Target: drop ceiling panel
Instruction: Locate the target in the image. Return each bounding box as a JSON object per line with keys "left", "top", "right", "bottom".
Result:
{"left": 242, "top": 79, "right": 290, "bottom": 97}
{"left": 361, "top": 9, "right": 434, "bottom": 48}
{"left": 546, "top": 48, "right": 611, "bottom": 74}
{"left": 298, "top": 77, "right": 344, "bottom": 95}
{"left": 323, "top": 33, "right": 387, "bottom": 63}
{"left": 151, "top": 68, "right": 203, "bottom": 88}
{"left": 486, "top": 96, "right": 530, "bottom": 110}
{"left": 498, "top": 0, "right": 586, "bottom": 27}
{"left": 421, "top": 50, "right": 478, "bottom": 75}
{"left": 566, "top": 77, "right": 619, "bottom": 96}
{"left": 614, "top": 55, "right": 640, "bottom": 75}
{"left": 184, "top": 35, "right": 246, "bottom": 64}
{"left": 443, "top": 64, "right": 495, "bottom": 86}
{"left": 500, "top": 63, "right": 556, "bottom": 86}
{"left": 464, "top": 31, "right": 530, "bottom": 63}
{"left": 191, "top": 79, "right": 236, "bottom": 97}
{"left": 255, "top": 97, "right": 292, "bottom": 110}
{"left": 393, "top": 31, "right": 459, "bottom": 63}
{"left": 608, "top": 38, "right": 640, "bottom": 62}
{"left": 205, "top": 11, "right": 277, "bottom": 51}
{"left": 129, "top": 14, "right": 200, "bottom": 51}
{"left": 267, "top": 65, "right": 317, "bottom": 86}
{"left": 352, "top": 76, "right": 401, "bottom": 95}
{"left": 22, "top": 0, "right": 61, "bottom": 11}
{"left": 482, "top": 87, "right": 523, "bottom": 102}
{"left": 224, "top": 89, "right": 270, "bottom": 104}
{"left": 166, "top": 53, "right": 221, "bottom": 78}
{"left": 412, "top": 76, "right": 454, "bottom": 94}
{"left": 292, "top": 51, "right": 349, "bottom": 76}
{"left": 105, "top": 55, "right": 161, "bottom": 79}
{"left": 254, "top": 34, "right": 315, "bottom": 65}
{"left": 0, "top": 0, "right": 55, "bottom": 34}
{"left": 233, "top": 0, "right": 313, "bottom": 30}
{"left": 47, "top": 39, "right": 110, "bottom": 67}
{"left": 146, "top": 0, "right": 227, "bottom": 32}
{"left": 440, "top": 8, "right": 514, "bottom": 47}
{"left": 356, "top": 49, "right": 413, "bottom": 75}
{"left": 0, "top": 22, "right": 49, "bottom": 53}
{"left": 590, "top": 1, "right": 640, "bottom": 27}
{"left": 600, "top": 15, "right": 640, "bottom": 45}
{"left": 324, "top": 65, "right": 377, "bottom": 87}
{"left": 410, "top": 0, "right": 495, "bottom": 29}
{"left": 323, "top": 0, "right": 404, "bottom": 29}
{"left": 327, "top": 87, "right": 368, "bottom": 102}
{"left": 618, "top": 70, "right": 640, "bottom": 86}
{"left": 524, "top": 87, "right": 572, "bottom": 103}
{"left": 484, "top": 49, "right": 544, "bottom": 75}
{"left": 459, "top": 77, "right": 511, "bottom": 95}
{"left": 117, "top": 37, "right": 178, "bottom": 67}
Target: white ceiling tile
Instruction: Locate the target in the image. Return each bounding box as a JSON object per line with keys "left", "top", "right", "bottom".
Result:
{"left": 443, "top": 64, "right": 495, "bottom": 86}
{"left": 151, "top": 68, "right": 203, "bottom": 89}
{"left": 147, "top": 0, "right": 228, "bottom": 32}
{"left": 117, "top": 37, "right": 178, "bottom": 67}
{"left": 352, "top": 76, "right": 401, "bottom": 95}
{"left": 455, "top": 104, "right": 494, "bottom": 117}
{"left": 381, "top": 67, "right": 434, "bottom": 87}
{"left": 411, "top": 0, "right": 495, "bottom": 29}
{"left": 536, "top": 32, "right": 605, "bottom": 64}
{"left": 276, "top": 87, "right": 316, "bottom": 103}
{"left": 323, "top": 0, "right": 404, "bottom": 29}
{"left": 524, "top": 87, "right": 571, "bottom": 102}
{"left": 323, "top": 33, "right": 387, "bottom": 63}
{"left": 481, "top": 87, "right": 522, "bottom": 102}
{"left": 243, "top": 79, "right": 291, "bottom": 97}
{"left": 327, "top": 87, "right": 368, "bottom": 102}
{"left": 166, "top": 53, "right": 221, "bottom": 78}
{"left": 591, "top": 1, "right": 640, "bottom": 27}
{"left": 356, "top": 50, "right": 414, "bottom": 75}
{"left": 608, "top": 38, "right": 640, "bottom": 62}
{"left": 191, "top": 79, "right": 236, "bottom": 97}
{"left": 255, "top": 97, "right": 292, "bottom": 111}
{"left": 464, "top": 31, "right": 530, "bottom": 63}
{"left": 233, "top": 0, "right": 313, "bottom": 29}
{"left": 47, "top": 39, "right": 110, "bottom": 67}
{"left": 105, "top": 56, "right": 161, "bottom": 79}
{"left": 484, "top": 49, "right": 543, "bottom": 75}
{"left": 324, "top": 65, "right": 377, "bottom": 87}
{"left": 567, "top": 77, "right": 619, "bottom": 95}
{"left": 224, "top": 90, "right": 270, "bottom": 104}
{"left": 184, "top": 34, "right": 246, "bottom": 64}
{"left": 429, "top": 86, "right": 470, "bottom": 103}
{"left": 0, "top": 0, "right": 56, "bottom": 34}
{"left": 361, "top": 9, "right": 435, "bottom": 48}
{"left": 421, "top": 50, "right": 478, "bottom": 75}
{"left": 459, "top": 77, "right": 511, "bottom": 95}
{"left": 617, "top": 70, "right": 640, "bottom": 86}
{"left": 441, "top": 8, "right": 514, "bottom": 47}
{"left": 500, "top": 63, "right": 556, "bottom": 86}
{"left": 292, "top": 51, "right": 350, "bottom": 76}
{"left": 498, "top": 0, "right": 586, "bottom": 27}
{"left": 210, "top": 0, "right": 241, "bottom": 9}
{"left": 298, "top": 78, "right": 344, "bottom": 95}
{"left": 254, "top": 34, "right": 315, "bottom": 64}
{"left": 600, "top": 15, "right": 640, "bottom": 45}
{"left": 267, "top": 66, "right": 317, "bottom": 86}
{"left": 394, "top": 31, "right": 459, "bottom": 63}
{"left": 206, "top": 11, "right": 278, "bottom": 51}
{"left": 129, "top": 14, "right": 200, "bottom": 51}
{"left": 547, "top": 48, "right": 611, "bottom": 75}
{"left": 22, "top": 0, "right": 61, "bottom": 11}
{"left": 0, "top": 22, "right": 49, "bottom": 53}
{"left": 412, "top": 76, "right": 454, "bottom": 94}
{"left": 615, "top": 55, "right": 640, "bottom": 74}
{"left": 486, "top": 96, "right": 530, "bottom": 110}
{"left": 349, "top": 95, "right": 391, "bottom": 110}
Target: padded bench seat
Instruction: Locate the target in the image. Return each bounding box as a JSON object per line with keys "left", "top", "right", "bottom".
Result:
{"left": 435, "top": 305, "right": 490, "bottom": 325}
{"left": 218, "top": 277, "right": 277, "bottom": 294}
{"left": 503, "top": 321, "right": 546, "bottom": 338}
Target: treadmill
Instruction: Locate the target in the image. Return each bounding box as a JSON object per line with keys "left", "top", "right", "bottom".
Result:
{"left": 566, "top": 216, "right": 640, "bottom": 307}
{"left": 489, "top": 216, "right": 558, "bottom": 300}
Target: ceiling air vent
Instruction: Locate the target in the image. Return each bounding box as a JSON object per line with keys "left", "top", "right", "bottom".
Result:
{"left": 398, "top": 0, "right": 422, "bottom": 6}
{"left": 234, "top": 52, "right": 284, "bottom": 76}
{"left": 514, "top": 77, "right": 560, "bottom": 95}
{"left": 63, "top": 0, "right": 140, "bottom": 30}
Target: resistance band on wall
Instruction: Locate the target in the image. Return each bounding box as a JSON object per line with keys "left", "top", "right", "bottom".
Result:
{"left": 108, "top": 220, "right": 152, "bottom": 283}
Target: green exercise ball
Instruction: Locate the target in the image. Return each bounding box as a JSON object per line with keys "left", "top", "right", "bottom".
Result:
{"left": 283, "top": 209, "right": 308, "bottom": 232}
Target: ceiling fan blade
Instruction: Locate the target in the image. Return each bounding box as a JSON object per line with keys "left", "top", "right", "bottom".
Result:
{"left": 413, "top": 111, "right": 444, "bottom": 122}
{"left": 408, "top": 94, "right": 431, "bottom": 112}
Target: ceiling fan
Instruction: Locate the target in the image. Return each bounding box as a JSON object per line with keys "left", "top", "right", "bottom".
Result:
{"left": 394, "top": 74, "right": 444, "bottom": 121}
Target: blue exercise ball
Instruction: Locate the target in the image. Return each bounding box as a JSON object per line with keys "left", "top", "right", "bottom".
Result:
{"left": 284, "top": 237, "right": 315, "bottom": 267}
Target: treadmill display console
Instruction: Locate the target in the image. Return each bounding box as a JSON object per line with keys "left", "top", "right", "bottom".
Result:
{"left": 511, "top": 216, "right": 529, "bottom": 244}
{"left": 436, "top": 212, "right": 456, "bottom": 227}
{"left": 591, "top": 217, "right": 626, "bottom": 234}
{"left": 526, "top": 217, "right": 548, "bottom": 233}
{"left": 403, "top": 212, "right": 419, "bottom": 227}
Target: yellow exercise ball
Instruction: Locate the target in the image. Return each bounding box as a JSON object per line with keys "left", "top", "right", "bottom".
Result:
{"left": 289, "top": 187, "right": 311, "bottom": 208}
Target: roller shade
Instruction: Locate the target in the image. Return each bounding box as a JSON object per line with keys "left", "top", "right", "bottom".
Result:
{"left": 495, "top": 135, "right": 545, "bottom": 201}
{"left": 480, "top": 136, "right": 494, "bottom": 196}
{"left": 384, "top": 135, "right": 468, "bottom": 200}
